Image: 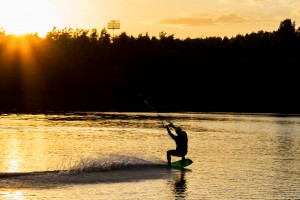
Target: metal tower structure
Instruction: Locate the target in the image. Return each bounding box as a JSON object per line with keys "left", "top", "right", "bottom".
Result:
{"left": 107, "top": 20, "right": 120, "bottom": 38}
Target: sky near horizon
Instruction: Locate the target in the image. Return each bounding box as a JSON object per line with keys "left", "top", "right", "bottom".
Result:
{"left": 0, "top": 0, "right": 299, "bottom": 38}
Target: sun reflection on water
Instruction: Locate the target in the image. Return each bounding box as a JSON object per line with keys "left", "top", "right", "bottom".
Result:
{"left": 3, "top": 191, "right": 24, "bottom": 200}
{"left": 2, "top": 135, "right": 22, "bottom": 172}
{"left": 5, "top": 159, "right": 20, "bottom": 172}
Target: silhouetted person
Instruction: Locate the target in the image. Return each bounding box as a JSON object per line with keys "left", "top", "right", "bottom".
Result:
{"left": 165, "top": 123, "right": 188, "bottom": 166}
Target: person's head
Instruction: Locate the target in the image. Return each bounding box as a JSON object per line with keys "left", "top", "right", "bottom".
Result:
{"left": 175, "top": 126, "right": 182, "bottom": 134}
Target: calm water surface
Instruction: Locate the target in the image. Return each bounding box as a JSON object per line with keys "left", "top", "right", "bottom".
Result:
{"left": 0, "top": 112, "right": 299, "bottom": 199}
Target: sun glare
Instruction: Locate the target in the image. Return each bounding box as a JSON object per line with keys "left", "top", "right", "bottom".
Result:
{"left": 3, "top": 191, "right": 24, "bottom": 200}
{"left": 0, "top": 0, "right": 62, "bottom": 37}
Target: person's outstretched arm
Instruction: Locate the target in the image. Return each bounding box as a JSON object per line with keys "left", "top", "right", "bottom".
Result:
{"left": 168, "top": 123, "right": 176, "bottom": 129}
{"left": 165, "top": 125, "right": 176, "bottom": 140}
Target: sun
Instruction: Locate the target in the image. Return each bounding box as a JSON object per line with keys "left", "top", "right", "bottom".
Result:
{"left": 0, "top": 0, "right": 63, "bottom": 37}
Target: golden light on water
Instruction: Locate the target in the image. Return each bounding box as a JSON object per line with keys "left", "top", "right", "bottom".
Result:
{"left": 2, "top": 135, "right": 22, "bottom": 172}
{"left": 0, "top": 113, "right": 299, "bottom": 199}
{"left": 3, "top": 191, "right": 24, "bottom": 200}
{"left": 6, "top": 159, "right": 20, "bottom": 172}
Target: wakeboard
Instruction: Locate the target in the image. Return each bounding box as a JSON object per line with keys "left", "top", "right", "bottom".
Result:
{"left": 169, "top": 158, "right": 193, "bottom": 169}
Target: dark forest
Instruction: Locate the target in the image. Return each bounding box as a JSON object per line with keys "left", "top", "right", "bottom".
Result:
{"left": 0, "top": 19, "right": 299, "bottom": 114}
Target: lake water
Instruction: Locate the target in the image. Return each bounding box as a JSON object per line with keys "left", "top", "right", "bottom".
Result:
{"left": 0, "top": 112, "right": 300, "bottom": 199}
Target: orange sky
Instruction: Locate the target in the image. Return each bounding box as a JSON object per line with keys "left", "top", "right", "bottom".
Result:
{"left": 0, "top": 0, "right": 299, "bottom": 38}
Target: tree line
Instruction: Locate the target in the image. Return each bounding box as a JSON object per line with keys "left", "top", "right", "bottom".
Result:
{"left": 0, "top": 19, "right": 299, "bottom": 114}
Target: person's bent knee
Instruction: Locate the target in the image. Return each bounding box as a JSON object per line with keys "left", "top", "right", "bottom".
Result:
{"left": 168, "top": 150, "right": 176, "bottom": 156}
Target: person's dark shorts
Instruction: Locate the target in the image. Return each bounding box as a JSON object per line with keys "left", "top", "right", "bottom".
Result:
{"left": 168, "top": 149, "right": 187, "bottom": 157}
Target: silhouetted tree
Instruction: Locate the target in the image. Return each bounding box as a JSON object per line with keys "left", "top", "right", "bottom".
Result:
{"left": 276, "top": 18, "right": 296, "bottom": 47}
{"left": 0, "top": 18, "right": 299, "bottom": 113}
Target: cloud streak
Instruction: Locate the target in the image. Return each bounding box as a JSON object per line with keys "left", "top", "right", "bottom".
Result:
{"left": 248, "top": 0, "right": 269, "bottom": 6}
{"left": 158, "top": 12, "right": 254, "bottom": 27}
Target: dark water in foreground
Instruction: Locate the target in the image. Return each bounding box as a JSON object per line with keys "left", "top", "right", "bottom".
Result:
{"left": 0, "top": 112, "right": 300, "bottom": 199}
